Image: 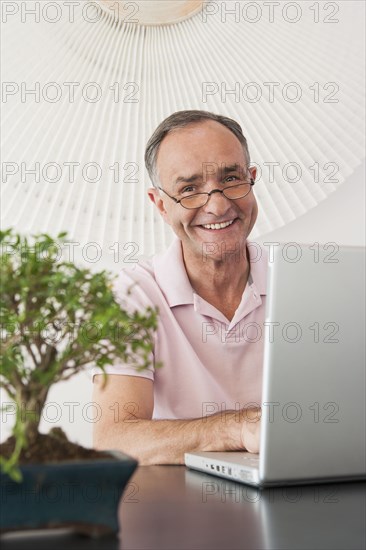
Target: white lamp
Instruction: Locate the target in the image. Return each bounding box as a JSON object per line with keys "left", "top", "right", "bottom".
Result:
{"left": 99, "top": 1, "right": 205, "bottom": 25}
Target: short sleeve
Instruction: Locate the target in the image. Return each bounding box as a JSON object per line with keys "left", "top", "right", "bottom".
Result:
{"left": 91, "top": 264, "right": 157, "bottom": 381}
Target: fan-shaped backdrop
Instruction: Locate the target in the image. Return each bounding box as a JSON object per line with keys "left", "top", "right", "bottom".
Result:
{"left": 1, "top": 0, "right": 364, "bottom": 269}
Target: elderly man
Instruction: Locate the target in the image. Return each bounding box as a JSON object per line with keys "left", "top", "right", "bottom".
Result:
{"left": 93, "top": 110, "right": 267, "bottom": 464}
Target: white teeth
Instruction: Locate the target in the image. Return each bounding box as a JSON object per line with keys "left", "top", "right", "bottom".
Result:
{"left": 202, "top": 219, "right": 235, "bottom": 230}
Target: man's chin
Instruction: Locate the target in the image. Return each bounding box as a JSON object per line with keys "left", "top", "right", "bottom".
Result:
{"left": 196, "top": 237, "right": 247, "bottom": 264}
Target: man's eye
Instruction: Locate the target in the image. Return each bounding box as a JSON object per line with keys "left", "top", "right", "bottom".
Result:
{"left": 181, "top": 186, "right": 196, "bottom": 194}
{"left": 224, "top": 176, "right": 239, "bottom": 183}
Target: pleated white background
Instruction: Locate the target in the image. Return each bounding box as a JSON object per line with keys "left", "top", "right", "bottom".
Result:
{"left": 1, "top": 0, "right": 365, "bottom": 445}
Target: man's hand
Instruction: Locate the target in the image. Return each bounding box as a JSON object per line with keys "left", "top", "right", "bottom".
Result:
{"left": 240, "top": 408, "right": 261, "bottom": 454}
{"left": 93, "top": 374, "right": 262, "bottom": 463}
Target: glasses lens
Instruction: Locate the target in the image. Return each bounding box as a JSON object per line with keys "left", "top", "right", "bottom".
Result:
{"left": 179, "top": 183, "right": 252, "bottom": 209}
{"left": 180, "top": 194, "right": 208, "bottom": 209}
{"left": 224, "top": 183, "right": 251, "bottom": 200}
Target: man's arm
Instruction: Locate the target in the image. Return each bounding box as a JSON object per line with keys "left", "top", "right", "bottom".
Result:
{"left": 92, "top": 374, "right": 261, "bottom": 465}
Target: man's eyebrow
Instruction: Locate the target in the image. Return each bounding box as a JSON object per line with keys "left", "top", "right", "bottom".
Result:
{"left": 174, "top": 164, "right": 244, "bottom": 186}
{"left": 218, "top": 164, "right": 244, "bottom": 176}
{"left": 174, "top": 174, "right": 202, "bottom": 186}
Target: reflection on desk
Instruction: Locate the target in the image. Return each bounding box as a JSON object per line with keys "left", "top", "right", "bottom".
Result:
{"left": 1, "top": 466, "right": 365, "bottom": 550}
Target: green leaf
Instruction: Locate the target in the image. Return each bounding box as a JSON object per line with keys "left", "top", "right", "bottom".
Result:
{"left": 1, "top": 228, "right": 160, "bottom": 480}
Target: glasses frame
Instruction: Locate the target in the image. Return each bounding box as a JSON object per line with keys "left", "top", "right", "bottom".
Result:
{"left": 157, "top": 178, "right": 255, "bottom": 210}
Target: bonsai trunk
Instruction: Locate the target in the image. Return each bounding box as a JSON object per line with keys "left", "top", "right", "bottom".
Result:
{"left": 16, "top": 386, "right": 50, "bottom": 446}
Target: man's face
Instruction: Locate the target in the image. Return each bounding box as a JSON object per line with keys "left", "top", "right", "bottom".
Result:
{"left": 148, "top": 120, "right": 258, "bottom": 264}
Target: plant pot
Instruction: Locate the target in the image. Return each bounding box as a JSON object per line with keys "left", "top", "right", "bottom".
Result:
{"left": 0, "top": 451, "right": 138, "bottom": 538}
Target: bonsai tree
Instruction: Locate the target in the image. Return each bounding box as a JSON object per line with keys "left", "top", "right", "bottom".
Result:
{"left": 0, "top": 229, "right": 158, "bottom": 480}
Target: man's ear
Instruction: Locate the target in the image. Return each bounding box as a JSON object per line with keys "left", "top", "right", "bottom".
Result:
{"left": 147, "top": 187, "right": 171, "bottom": 225}
{"left": 249, "top": 165, "right": 257, "bottom": 182}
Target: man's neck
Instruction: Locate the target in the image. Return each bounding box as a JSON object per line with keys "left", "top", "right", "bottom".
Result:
{"left": 183, "top": 245, "right": 251, "bottom": 322}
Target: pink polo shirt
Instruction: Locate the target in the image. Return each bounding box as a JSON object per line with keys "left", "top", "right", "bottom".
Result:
{"left": 94, "top": 238, "right": 268, "bottom": 420}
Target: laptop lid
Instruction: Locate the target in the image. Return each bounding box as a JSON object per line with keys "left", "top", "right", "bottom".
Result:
{"left": 185, "top": 244, "right": 366, "bottom": 486}
{"left": 259, "top": 243, "right": 366, "bottom": 484}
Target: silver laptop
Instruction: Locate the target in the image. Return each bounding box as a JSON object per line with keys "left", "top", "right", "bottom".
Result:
{"left": 185, "top": 243, "right": 366, "bottom": 486}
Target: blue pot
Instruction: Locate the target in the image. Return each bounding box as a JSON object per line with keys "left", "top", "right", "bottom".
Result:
{"left": 0, "top": 451, "right": 138, "bottom": 537}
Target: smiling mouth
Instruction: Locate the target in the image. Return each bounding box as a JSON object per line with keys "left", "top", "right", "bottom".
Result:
{"left": 201, "top": 219, "right": 236, "bottom": 230}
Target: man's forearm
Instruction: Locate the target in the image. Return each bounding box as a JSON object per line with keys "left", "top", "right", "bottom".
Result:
{"left": 94, "top": 409, "right": 260, "bottom": 465}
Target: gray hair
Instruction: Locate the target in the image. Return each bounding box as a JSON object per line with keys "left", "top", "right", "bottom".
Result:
{"left": 144, "top": 110, "right": 251, "bottom": 187}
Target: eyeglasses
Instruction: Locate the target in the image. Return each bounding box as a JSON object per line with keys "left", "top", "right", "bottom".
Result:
{"left": 157, "top": 179, "right": 255, "bottom": 210}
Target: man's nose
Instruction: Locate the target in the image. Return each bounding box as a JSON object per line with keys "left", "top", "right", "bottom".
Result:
{"left": 202, "top": 189, "right": 231, "bottom": 216}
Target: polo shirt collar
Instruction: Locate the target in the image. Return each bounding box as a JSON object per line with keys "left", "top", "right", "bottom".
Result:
{"left": 153, "top": 237, "right": 268, "bottom": 309}
{"left": 153, "top": 238, "right": 194, "bottom": 307}
{"left": 246, "top": 242, "right": 268, "bottom": 295}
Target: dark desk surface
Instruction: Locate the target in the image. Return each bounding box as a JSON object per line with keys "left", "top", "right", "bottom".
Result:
{"left": 2, "top": 466, "right": 366, "bottom": 550}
